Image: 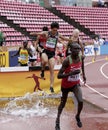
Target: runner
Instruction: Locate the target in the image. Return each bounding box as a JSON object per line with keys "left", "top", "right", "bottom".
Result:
{"left": 55, "top": 43, "right": 86, "bottom": 130}
{"left": 66, "top": 29, "right": 84, "bottom": 57}
{"left": 26, "top": 74, "right": 45, "bottom": 92}
{"left": 0, "top": 29, "right": 5, "bottom": 46}
{"left": 36, "top": 26, "right": 49, "bottom": 55}
{"left": 93, "top": 36, "right": 100, "bottom": 61}
{"left": 31, "top": 22, "right": 70, "bottom": 93}
{"left": 56, "top": 41, "right": 65, "bottom": 65}
{"left": 11, "top": 41, "right": 32, "bottom": 66}
{"left": 29, "top": 41, "right": 37, "bottom": 67}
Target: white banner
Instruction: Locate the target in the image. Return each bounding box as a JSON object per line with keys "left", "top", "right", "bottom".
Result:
{"left": 84, "top": 45, "right": 100, "bottom": 56}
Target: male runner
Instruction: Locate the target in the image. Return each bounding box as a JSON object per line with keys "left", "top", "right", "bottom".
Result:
{"left": 55, "top": 43, "right": 86, "bottom": 130}
{"left": 31, "top": 22, "right": 70, "bottom": 93}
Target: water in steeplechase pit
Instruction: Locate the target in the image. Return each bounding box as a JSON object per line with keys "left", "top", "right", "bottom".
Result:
{"left": 0, "top": 91, "right": 107, "bottom": 130}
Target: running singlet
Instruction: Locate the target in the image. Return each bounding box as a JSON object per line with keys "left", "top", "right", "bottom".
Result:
{"left": 39, "top": 35, "right": 47, "bottom": 48}
{"left": 94, "top": 40, "right": 99, "bottom": 48}
{"left": 18, "top": 49, "right": 29, "bottom": 64}
{"left": 61, "top": 55, "right": 82, "bottom": 88}
{"left": 45, "top": 31, "right": 58, "bottom": 51}
{"left": 66, "top": 38, "right": 80, "bottom": 56}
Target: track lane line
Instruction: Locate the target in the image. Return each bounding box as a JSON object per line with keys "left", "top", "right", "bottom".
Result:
{"left": 100, "top": 62, "right": 108, "bottom": 79}
{"left": 81, "top": 58, "right": 108, "bottom": 99}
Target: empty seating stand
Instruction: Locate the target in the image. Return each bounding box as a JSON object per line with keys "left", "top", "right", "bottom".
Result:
{"left": 0, "top": 0, "right": 90, "bottom": 46}
{"left": 0, "top": 21, "right": 29, "bottom": 46}
{"left": 54, "top": 5, "right": 108, "bottom": 40}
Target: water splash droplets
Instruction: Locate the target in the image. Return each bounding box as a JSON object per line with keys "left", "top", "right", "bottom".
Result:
{"left": 3, "top": 92, "right": 49, "bottom": 118}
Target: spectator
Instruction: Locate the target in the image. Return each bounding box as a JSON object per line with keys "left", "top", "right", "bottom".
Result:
{"left": 11, "top": 41, "right": 32, "bottom": 66}
{"left": 99, "top": 37, "right": 105, "bottom": 45}
{"left": 98, "top": 0, "right": 105, "bottom": 7}
{"left": 0, "top": 30, "right": 5, "bottom": 46}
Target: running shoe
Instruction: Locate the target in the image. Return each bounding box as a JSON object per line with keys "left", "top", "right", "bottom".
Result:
{"left": 50, "top": 87, "right": 54, "bottom": 93}
{"left": 75, "top": 115, "right": 82, "bottom": 128}
{"left": 40, "top": 70, "right": 44, "bottom": 78}
{"left": 55, "top": 123, "right": 60, "bottom": 130}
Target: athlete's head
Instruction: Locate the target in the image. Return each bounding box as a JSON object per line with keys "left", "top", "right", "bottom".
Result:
{"left": 95, "top": 36, "right": 99, "bottom": 41}
{"left": 23, "top": 40, "right": 28, "bottom": 48}
{"left": 32, "top": 41, "right": 36, "bottom": 46}
{"left": 42, "top": 26, "right": 49, "bottom": 31}
{"left": 51, "top": 22, "right": 59, "bottom": 35}
{"left": 70, "top": 43, "right": 81, "bottom": 56}
{"left": 72, "top": 29, "right": 80, "bottom": 38}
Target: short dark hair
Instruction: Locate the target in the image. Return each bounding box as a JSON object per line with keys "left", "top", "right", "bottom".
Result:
{"left": 23, "top": 40, "right": 28, "bottom": 46}
{"left": 51, "top": 22, "right": 59, "bottom": 29}
{"left": 70, "top": 43, "right": 81, "bottom": 50}
{"left": 42, "top": 26, "right": 49, "bottom": 31}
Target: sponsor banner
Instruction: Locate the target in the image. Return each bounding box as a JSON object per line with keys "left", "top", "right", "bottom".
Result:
{"left": 84, "top": 45, "right": 100, "bottom": 56}
{"left": 0, "top": 71, "right": 61, "bottom": 98}
{"left": 0, "top": 51, "right": 9, "bottom": 67}
{"left": 9, "top": 51, "right": 19, "bottom": 67}
{"left": 0, "top": 67, "right": 29, "bottom": 72}
{"left": 100, "top": 45, "right": 108, "bottom": 55}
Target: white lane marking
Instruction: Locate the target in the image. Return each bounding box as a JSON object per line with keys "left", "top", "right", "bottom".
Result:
{"left": 81, "top": 58, "right": 108, "bottom": 99}
{"left": 85, "top": 83, "right": 108, "bottom": 99}
{"left": 100, "top": 62, "right": 108, "bottom": 79}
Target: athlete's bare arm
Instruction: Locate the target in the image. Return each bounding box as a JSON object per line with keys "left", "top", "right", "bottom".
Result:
{"left": 58, "top": 57, "right": 80, "bottom": 79}
{"left": 11, "top": 47, "right": 21, "bottom": 57}
{"left": 79, "top": 38, "right": 84, "bottom": 56}
{"left": 81, "top": 56, "right": 86, "bottom": 84}
{"left": 35, "top": 35, "right": 44, "bottom": 53}
{"left": 59, "top": 34, "right": 71, "bottom": 42}
{"left": 30, "top": 31, "right": 48, "bottom": 36}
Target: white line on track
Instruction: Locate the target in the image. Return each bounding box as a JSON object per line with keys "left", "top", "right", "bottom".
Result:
{"left": 81, "top": 58, "right": 108, "bottom": 99}
{"left": 100, "top": 62, "right": 108, "bottom": 79}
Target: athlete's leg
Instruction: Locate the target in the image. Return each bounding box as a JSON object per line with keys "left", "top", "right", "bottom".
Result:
{"left": 72, "top": 84, "right": 83, "bottom": 127}
{"left": 55, "top": 90, "right": 68, "bottom": 130}
{"left": 32, "top": 60, "right": 36, "bottom": 66}
{"left": 40, "top": 53, "right": 48, "bottom": 77}
{"left": 48, "top": 57, "right": 55, "bottom": 92}
{"left": 31, "top": 62, "right": 34, "bottom": 67}
{"left": 94, "top": 49, "right": 97, "bottom": 61}
{"left": 56, "top": 55, "right": 61, "bottom": 65}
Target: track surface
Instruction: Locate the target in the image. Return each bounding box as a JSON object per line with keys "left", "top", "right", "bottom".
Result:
{"left": 0, "top": 55, "right": 108, "bottom": 130}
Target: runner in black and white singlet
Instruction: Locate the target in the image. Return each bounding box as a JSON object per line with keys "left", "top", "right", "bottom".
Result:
{"left": 31, "top": 22, "right": 71, "bottom": 93}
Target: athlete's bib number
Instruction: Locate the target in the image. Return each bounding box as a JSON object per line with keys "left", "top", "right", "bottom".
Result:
{"left": 46, "top": 38, "right": 56, "bottom": 49}
{"left": 68, "top": 74, "right": 80, "bottom": 81}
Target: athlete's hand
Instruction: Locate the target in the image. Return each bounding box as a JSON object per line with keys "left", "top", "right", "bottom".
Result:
{"left": 69, "top": 70, "right": 80, "bottom": 76}
{"left": 83, "top": 75, "right": 86, "bottom": 85}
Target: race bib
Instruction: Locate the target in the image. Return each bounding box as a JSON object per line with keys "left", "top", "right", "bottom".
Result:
{"left": 46, "top": 38, "right": 56, "bottom": 49}
{"left": 68, "top": 74, "right": 80, "bottom": 81}
{"left": 20, "top": 55, "right": 26, "bottom": 60}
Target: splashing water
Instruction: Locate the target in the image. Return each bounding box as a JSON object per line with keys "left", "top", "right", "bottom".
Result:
{"left": 3, "top": 92, "right": 50, "bottom": 118}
